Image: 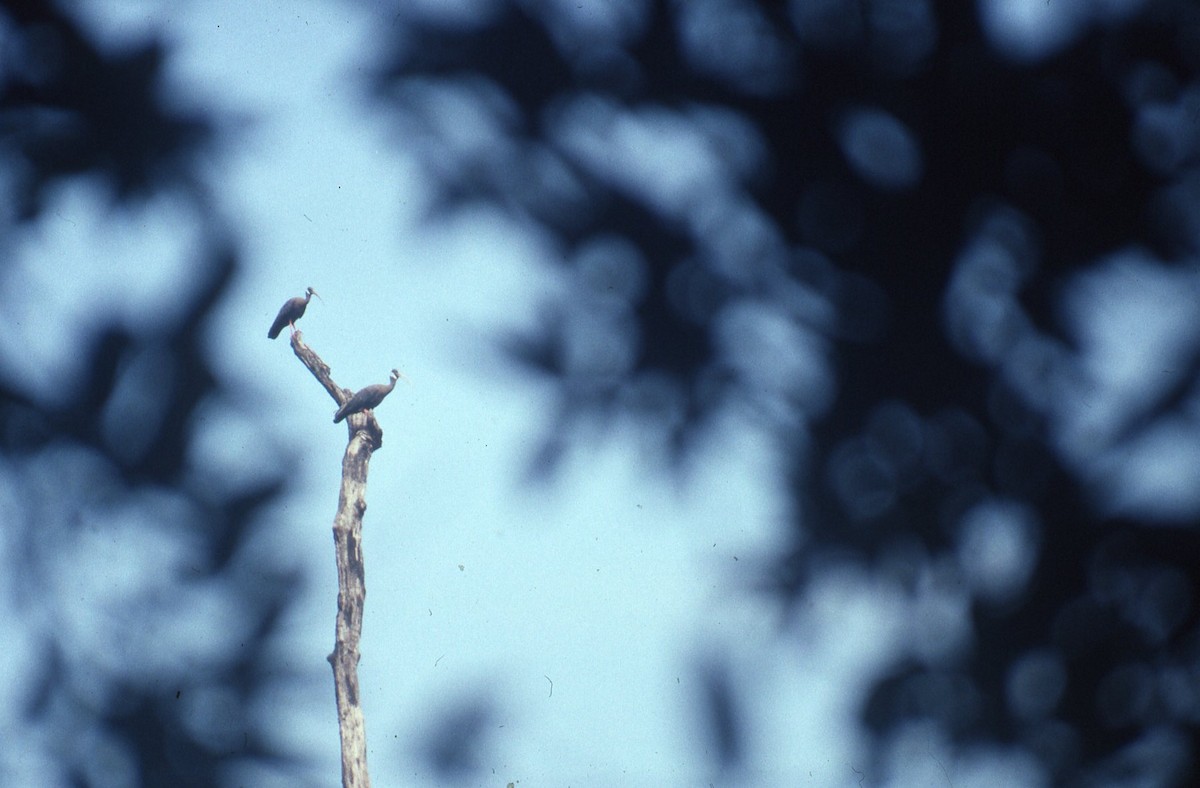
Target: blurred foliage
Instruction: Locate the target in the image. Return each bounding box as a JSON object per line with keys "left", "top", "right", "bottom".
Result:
{"left": 377, "top": 0, "right": 1200, "bottom": 783}
{"left": 418, "top": 691, "right": 497, "bottom": 780}
{"left": 0, "top": 2, "right": 305, "bottom": 786}
{"left": 0, "top": 3, "right": 212, "bottom": 220}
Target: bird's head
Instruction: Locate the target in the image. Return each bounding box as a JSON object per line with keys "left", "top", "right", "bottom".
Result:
{"left": 306, "top": 287, "right": 322, "bottom": 302}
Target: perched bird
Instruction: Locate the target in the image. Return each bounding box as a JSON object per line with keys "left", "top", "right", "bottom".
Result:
{"left": 268, "top": 287, "right": 320, "bottom": 339}
{"left": 334, "top": 369, "right": 402, "bottom": 423}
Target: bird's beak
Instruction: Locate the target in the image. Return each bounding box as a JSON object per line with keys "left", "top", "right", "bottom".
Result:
{"left": 312, "top": 290, "right": 323, "bottom": 302}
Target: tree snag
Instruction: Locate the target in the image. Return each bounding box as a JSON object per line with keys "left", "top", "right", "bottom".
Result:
{"left": 290, "top": 330, "right": 381, "bottom": 788}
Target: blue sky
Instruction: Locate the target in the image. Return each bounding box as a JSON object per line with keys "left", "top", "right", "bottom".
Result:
{"left": 7, "top": 1, "right": 1187, "bottom": 786}
{"left": 0, "top": 3, "right": 893, "bottom": 785}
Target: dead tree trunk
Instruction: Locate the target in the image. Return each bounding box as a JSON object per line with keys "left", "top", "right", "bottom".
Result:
{"left": 290, "top": 331, "right": 384, "bottom": 788}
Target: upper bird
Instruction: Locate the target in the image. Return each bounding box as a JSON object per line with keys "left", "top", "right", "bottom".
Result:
{"left": 334, "top": 369, "right": 402, "bottom": 423}
{"left": 268, "top": 287, "right": 320, "bottom": 339}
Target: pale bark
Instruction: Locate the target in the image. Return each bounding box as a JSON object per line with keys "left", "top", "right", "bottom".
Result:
{"left": 291, "top": 330, "right": 382, "bottom": 788}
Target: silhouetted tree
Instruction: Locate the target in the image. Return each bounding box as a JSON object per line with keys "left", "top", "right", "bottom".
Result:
{"left": 1, "top": 3, "right": 306, "bottom": 785}
{"left": 375, "top": 1, "right": 1200, "bottom": 783}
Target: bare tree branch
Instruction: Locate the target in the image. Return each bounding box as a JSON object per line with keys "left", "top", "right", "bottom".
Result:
{"left": 290, "top": 330, "right": 378, "bottom": 788}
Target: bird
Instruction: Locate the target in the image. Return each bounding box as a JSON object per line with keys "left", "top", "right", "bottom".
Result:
{"left": 268, "top": 287, "right": 320, "bottom": 339}
{"left": 334, "top": 369, "right": 402, "bottom": 423}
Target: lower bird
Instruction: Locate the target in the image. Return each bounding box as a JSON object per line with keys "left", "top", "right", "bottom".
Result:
{"left": 334, "top": 369, "right": 402, "bottom": 423}
{"left": 268, "top": 287, "right": 320, "bottom": 339}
